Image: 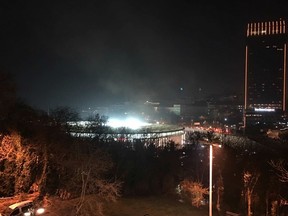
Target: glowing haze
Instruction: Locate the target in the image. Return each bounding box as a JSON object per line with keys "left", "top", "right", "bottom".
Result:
{"left": 107, "top": 117, "right": 150, "bottom": 130}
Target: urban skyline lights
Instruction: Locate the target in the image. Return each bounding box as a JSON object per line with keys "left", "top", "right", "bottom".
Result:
{"left": 244, "top": 18, "right": 288, "bottom": 128}
{"left": 247, "top": 19, "right": 286, "bottom": 36}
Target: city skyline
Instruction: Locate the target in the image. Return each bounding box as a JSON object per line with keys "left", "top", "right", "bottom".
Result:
{"left": 0, "top": 0, "right": 288, "bottom": 111}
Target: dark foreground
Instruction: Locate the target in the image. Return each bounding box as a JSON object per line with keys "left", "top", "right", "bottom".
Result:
{"left": 103, "top": 196, "right": 208, "bottom": 216}
{"left": 0, "top": 195, "right": 208, "bottom": 216}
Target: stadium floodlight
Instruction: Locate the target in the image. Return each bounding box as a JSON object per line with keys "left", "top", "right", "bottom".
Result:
{"left": 107, "top": 117, "right": 149, "bottom": 130}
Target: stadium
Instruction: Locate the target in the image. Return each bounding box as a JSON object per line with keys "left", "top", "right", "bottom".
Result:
{"left": 69, "top": 117, "right": 185, "bottom": 146}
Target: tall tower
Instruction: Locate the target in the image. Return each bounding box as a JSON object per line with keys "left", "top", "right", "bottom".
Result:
{"left": 244, "top": 19, "right": 287, "bottom": 128}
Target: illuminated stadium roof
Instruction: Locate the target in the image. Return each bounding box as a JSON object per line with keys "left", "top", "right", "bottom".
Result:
{"left": 69, "top": 118, "right": 184, "bottom": 143}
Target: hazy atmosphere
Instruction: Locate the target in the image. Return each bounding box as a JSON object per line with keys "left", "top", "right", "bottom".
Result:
{"left": 1, "top": 0, "right": 287, "bottom": 110}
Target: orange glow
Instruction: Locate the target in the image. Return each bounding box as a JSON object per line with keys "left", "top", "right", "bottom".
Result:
{"left": 244, "top": 45, "right": 248, "bottom": 128}
{"left": 261, "top": 22, "right": 263, "bottom": 32}
{"left": 284, "top": 43, "right": 287, "bottom": 111}
{"left": 245, "top": 46, "right": 248, "bottom": 110}
{"left": 247, "top": 20, "right": 285, "bottom": 37}
{"left": 261, "top": 22, "right": 264, "bottom": 34}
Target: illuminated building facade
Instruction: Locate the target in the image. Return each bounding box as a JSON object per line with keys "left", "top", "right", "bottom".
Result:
{"left": 244, "top": 19, "right": 288, "bottom": 128}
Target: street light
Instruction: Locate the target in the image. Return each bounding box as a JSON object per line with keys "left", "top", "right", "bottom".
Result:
{"left": 209, "top": 144, "right": 213, "bottom": 216}
{"left": 208, "top": 143, "right": 221, "bottom": 216}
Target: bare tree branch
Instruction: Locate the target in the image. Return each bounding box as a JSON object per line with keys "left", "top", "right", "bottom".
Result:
{"left": 269, "top": 160, "right": 288, "bottom": 183}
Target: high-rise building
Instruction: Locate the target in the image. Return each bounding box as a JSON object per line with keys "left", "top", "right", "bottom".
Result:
{"left": 244, "top": 19, "right": 287, "bottom": 128}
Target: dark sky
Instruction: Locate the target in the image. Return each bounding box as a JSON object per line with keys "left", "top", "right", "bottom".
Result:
{"left": 0, "top": 0, "right": 287, "bottom": 110}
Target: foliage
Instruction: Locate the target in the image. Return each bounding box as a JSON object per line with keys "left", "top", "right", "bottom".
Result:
{"left": 0, "top": 132, "right": 38, "bottom": 196}
{"left": 104, "top": 140, "right": 183, "bottom": 196}
{"left": 180, "top": 180, "right": 208, "bottom": 208}
{"left": 0, "top": 101, "right": 122, "bottom": 215}
{"left": 52, "top": 142, "right": 122, "bottom": 215}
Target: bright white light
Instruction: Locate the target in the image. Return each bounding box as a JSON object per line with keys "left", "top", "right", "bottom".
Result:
{"left": 107, "top": 119, "right": 123, "bottom": 128}
{"left": 254, "top": 108, "right": 275, "bottom": 112}
{"left": 36, "top": 208, "right": 45, "bottom": 215}
{"left": 107, "top": 117, "right": 149, "bottom": 130}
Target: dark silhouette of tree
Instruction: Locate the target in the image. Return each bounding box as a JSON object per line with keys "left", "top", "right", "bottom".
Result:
{"left": 0, "top": 72, "right": 16, "bottom": 132}
{"left": 49, "top": 106, "right": 80, "bottom": 133}
{"left": 243, "top": 170, "right": 260, "bottom": 216}
{"left": 0, "top": 72, "right": 16, "bottom": 113}
{"left": 85, "top": 113, "right": 109, "bottom": 142}
{"left": 270, "top": 160, "right": 288, "bottom": 183}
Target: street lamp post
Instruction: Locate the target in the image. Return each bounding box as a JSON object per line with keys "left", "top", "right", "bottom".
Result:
{"left": 208, "top": 143, "right": 221, "bottom": 216}
{"left": 209, "top": 144, "right": 213, "bottom": 216}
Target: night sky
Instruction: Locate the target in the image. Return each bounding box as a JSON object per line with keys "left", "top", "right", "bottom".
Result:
{"left": 0, "top": 0, "right": 287, "bottom": 111}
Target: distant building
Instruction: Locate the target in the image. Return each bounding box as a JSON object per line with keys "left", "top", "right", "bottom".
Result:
{"left": 180, "top": 101, "right": 208, "bottom": 123}
{"left": 208, "top": 100, "right": 243, "bottom": 126}
{"left": 244, "top": 19, "right": 288, "bottom": 129}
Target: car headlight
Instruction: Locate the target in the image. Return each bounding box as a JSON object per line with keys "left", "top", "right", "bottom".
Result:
{"left": 36, "top": 208, "right": 45, "bottom": 215}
